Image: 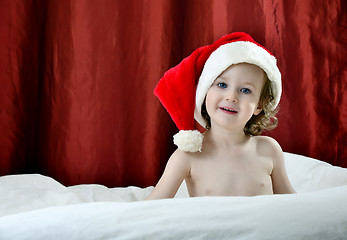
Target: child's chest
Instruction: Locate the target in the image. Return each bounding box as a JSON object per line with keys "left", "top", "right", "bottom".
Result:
{"left": 186, "top": 154, "right": 274, "bottom": 196}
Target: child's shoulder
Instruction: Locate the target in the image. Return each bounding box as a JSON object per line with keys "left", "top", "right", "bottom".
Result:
{"left": 171, "top": 148, "right": 198, "bottom": 158}
{"left": 252, "top": 135, "right": 280, "bottom": 146}
{"left": 251, "top": 135, "right": 282, "bottom": 156}
{"left": 168, "top": 149, "right": 197, "bottom": 165}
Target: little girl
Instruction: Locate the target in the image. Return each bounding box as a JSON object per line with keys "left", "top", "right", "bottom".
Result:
{"left": 147, "top": 32, "right": 295, "bottom": 199}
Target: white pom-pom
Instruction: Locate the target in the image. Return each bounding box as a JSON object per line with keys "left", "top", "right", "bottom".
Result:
{"left": 173, "top": 130, "right": 204, "bottom": 152}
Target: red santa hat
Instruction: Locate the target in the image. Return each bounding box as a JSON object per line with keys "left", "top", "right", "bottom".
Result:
{"left": 154, "top": 32, "right": 281, "bottom": 152}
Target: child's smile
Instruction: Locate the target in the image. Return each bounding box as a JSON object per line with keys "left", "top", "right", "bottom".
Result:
{"left": 219, "top": 106, "right": 238, "bottom": 114}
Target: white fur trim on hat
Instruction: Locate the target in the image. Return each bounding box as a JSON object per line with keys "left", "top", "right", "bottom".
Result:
{"left": 173, "top": 130, "right": 204, "bottom": 152}
{"left": 194, "top": 41, "right": 282, "bottom": 129}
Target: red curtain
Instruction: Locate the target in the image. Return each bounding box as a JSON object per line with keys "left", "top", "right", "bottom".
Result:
{"left": 0, "top": 0, "right": 346, "bottom": 187}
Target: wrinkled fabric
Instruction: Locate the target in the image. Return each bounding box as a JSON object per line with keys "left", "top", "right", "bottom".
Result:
{"left": 0, "top": 0, "right": 346, "bottom": 187}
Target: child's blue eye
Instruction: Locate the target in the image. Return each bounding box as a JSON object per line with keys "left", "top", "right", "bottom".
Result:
{"left": 217, "top": 82, "right": 228, "bottom": 88}
{"left": 240, "top": 88, "right": 251, "bottom": 94}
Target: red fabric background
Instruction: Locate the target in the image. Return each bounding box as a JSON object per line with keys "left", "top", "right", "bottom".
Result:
{"left": 0, "top": 0, "right": 346, "bottom": 187}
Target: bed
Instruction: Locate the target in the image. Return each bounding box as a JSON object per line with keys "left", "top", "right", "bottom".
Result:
{"left": 1, "top": 152, "right": 347, "bottom": 240}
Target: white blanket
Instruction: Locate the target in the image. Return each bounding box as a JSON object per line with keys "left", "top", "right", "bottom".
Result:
{"left": 1, "top": 152, "right": 347, "bottom": 240}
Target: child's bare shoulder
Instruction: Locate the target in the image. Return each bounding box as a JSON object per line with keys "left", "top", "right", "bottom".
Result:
{"left": 171, "top": 148, "right": 196, "bottom": 159}
{"left": 167, "top": 149, "right": 196, "bottom": 168}
{"left": 252, "top": 135, "right": 282, "bottom": 157}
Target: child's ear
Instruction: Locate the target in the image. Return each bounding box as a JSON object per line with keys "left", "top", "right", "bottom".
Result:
{"left": 253, "top": 105, "right": 262, "bottom": 115}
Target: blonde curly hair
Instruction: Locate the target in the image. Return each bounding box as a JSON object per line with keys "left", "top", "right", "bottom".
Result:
{"left": 201, "top": 75, "right": 278, "bottom": 136}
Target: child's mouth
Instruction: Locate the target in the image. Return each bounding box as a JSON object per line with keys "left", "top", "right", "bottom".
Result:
{"left": 219, "top": 107, "right": 238, "bottom": 114}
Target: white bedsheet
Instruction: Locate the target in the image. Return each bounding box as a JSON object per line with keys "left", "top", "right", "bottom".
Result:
{"left": 0, "top": 152, "right": 347, "bottom": 240}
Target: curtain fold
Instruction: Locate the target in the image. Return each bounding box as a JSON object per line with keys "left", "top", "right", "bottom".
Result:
{"left": 0, "top": 0, "right": 346, "bottom": 187}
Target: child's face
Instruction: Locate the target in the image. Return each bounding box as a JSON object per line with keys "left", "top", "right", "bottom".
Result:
{"left": 205, "top": 63, "right": 265, "bottom": 130}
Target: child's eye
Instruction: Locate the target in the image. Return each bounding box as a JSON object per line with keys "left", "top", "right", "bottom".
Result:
{"left": 217, "top": 82, "right": 228, "bottom": 88}
{"left": 240, "top": 88, "right": 251, "bottom": 94}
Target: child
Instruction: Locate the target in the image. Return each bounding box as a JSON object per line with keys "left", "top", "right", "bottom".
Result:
{"left": 147, "top": 32, "right": 295, "bottom": 200}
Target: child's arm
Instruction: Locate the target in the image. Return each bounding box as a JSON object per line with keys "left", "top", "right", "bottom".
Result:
{"left": 146, "top": 149, "right": 191, "bottom": 200}
{"left": 269, "top": 139, "right": 296, "bottom": 194}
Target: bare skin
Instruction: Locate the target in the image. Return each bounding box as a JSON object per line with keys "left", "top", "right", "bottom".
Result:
{"left": 147, "top": 64, "right": 295, "bottom": 200}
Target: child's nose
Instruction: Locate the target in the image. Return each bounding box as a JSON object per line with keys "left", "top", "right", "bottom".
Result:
{"left": 226, "top": 90, "right": 238, "bottom": 103}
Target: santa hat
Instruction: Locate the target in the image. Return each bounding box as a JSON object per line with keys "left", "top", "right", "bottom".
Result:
{"left": 154, "top": 32, "right": 281, "bottom": 152}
